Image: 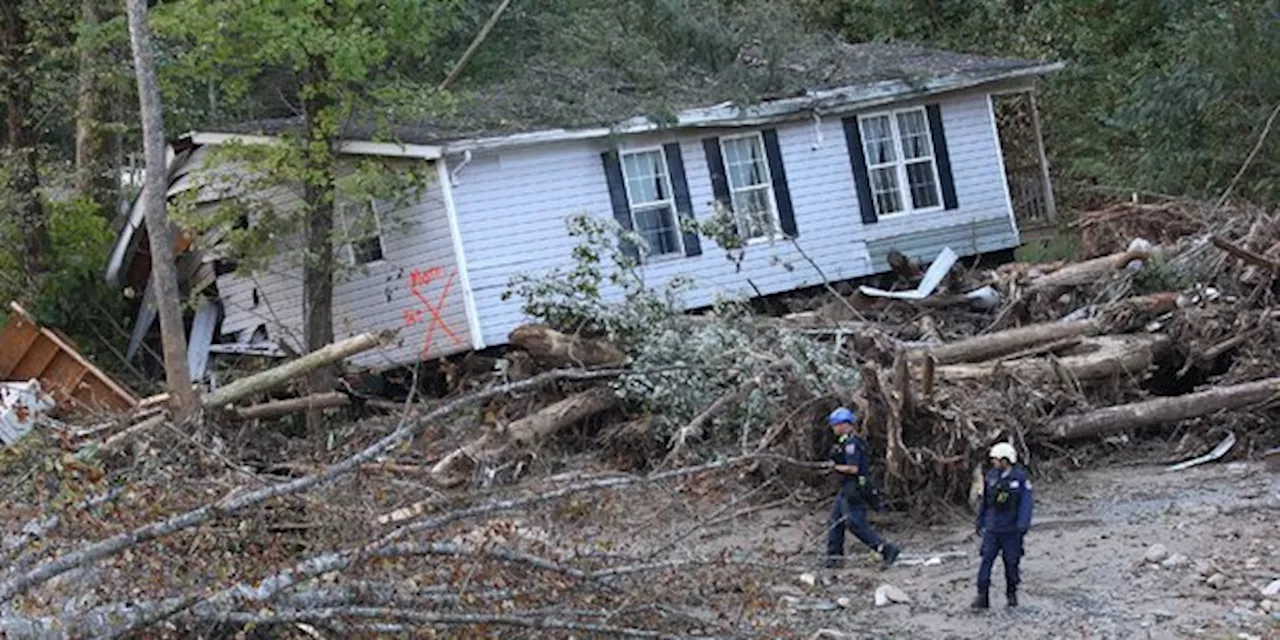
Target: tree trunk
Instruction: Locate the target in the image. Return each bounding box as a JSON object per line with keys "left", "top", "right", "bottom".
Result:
{"left": 1028, "top": 247, "right": 1154, "bottom": 290}
{"left": 934, "top": 334, "right": 1171, "bottom": 384}
{"left": 430, "top": 387, "right": 620, "bottom": 486}
{"left": 922, "top": 319, "right": 1102, "bottom": 365}
{"left": 1042, "top": 377, "right": 1280, "bottom": 441}
{"left": 202, "top": 331, "right": 389, "bottom": 409}
{"left": 1, "top": 0, "right": 50, "bottom": 284}
{"left": 125, "top": 0, "right": 197, "bottom": 421}
{"left": 300, "top": 57, "right": 339, "bottom": 433}
{"left": 508, "top": 324, "right": 627, "bottom": 368}
{"left": 75, "top": 0, "right": 119, "bottom": 217}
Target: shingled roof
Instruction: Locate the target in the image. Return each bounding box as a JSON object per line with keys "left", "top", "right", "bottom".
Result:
{"left": 208, "top": 41, "right": 1057, "bottom": 147}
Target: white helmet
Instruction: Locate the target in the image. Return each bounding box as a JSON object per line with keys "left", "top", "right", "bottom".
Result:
{"left": 989, "top": 442, "right": 1018, "bottom": 464}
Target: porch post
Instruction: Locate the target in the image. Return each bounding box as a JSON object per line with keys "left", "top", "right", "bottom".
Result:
{"left": 1028, "top": 83, "right": 1057, "bottom": 222}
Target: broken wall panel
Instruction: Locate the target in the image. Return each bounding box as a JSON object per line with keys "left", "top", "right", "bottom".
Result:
{"left": 211, "top": 168, "right": 474, "bottom": 371}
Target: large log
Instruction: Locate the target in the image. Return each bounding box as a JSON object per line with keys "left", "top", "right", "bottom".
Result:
{"left": 508, "top": 324, "right": 627, "bottom": 368}
{"left": 934, "top": 334, "right": 1171, "bottom": 384}
{"left": 1043, "top": 377, "right": 1280, "bottom": 441}
{"left": 202, "top": 331, "right": 392, "bottom": 409}
{"left": 430, "top": 387, "right": 620, "bottom": 486}
{"left": 1027, "top": 247, "right": 1154, "bottom": 290}
{"left": 923, "top": 320, "right": 1102, "bottom": 365}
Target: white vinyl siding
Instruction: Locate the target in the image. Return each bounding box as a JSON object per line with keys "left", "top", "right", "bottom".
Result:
{"left": 860, "top": 107, "right": 942, "bottom": 218}
{"left": 338, "top": 199, "right": 386, "bottom": 266}
{"left": 720, "top": 133, "right": 777, "bottom": 241}
{"left": 620, "top": 149, "right": 683, "bottom": 259}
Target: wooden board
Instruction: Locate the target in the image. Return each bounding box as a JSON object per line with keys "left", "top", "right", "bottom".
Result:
{"left": 0, "top": 302, "right": 138, "bottom": 416}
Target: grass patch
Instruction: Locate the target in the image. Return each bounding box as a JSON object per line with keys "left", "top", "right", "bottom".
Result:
{"left": 1016, "top": 230, "right": 1081, "bottom": 264}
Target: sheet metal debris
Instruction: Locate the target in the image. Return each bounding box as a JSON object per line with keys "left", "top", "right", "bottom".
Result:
{"left": 0, "top": 380, "right": 56, "bottom": 445}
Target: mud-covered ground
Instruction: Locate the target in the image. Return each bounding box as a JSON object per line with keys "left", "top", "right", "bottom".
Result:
{"left": 585, "top": 459, "right": 1279, "bottom": 639}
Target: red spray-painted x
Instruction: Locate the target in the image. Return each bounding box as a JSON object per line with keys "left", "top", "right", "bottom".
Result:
{"left": 402, "top": 266, "right": 464, "bottom": 359}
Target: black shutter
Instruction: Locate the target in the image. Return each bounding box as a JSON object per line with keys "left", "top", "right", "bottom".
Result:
{"left": 760, "top": 129, "right": 798, "bottom": 238}
{"left": 842, "top": 116, "right": 878, "bottom": 224}
{"left": 600, "top": 150, "right": 640, "bottom": 261}
{"left": 926, "top": 103, "right": 959, "bottom": 210}
{"left": 702, "top": 137, "right": 732, "bottom": 211}
{"left": 663, "top": 143, "right": 702, "bottom": 257}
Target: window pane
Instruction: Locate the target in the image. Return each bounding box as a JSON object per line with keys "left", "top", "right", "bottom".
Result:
{"left": 732, "top": 187, "right": 775, "bottom": 239}
{"left": 353, "top": 237, "right": 383, "bottom": 264}
{"left": 905, "top": 161, "right": 940, "bottom": 209}
{"left": 634, "top": 205, "right": 681, "bottom": 256}
{"left": 723, "top": 136, "right": 769, "bottom": 188}
{"left": 622, "top": 150, "right": 669, "bottom": 205}
{"left": 860, "top": 116, "right": 896, "bottom": 165}
{"left": 870, "top": 167, "right": 903, "bottom": 216}
{"left": 896, "top": 111, "right": 932, "bottom": 160}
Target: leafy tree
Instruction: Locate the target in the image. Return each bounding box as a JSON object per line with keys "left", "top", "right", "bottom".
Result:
{"left": 1, "top": 0, "right": 51, "bottom": 284}
{"left": 152, "top": 0, "right": 458, "bottom": 429}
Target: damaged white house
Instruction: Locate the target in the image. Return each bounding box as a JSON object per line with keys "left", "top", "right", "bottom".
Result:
{"left": 104, "top": 42, "right": 1063, "bottom": 377}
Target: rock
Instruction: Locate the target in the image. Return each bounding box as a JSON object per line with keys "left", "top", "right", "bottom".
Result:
{"left": 1207, "top": 573, "right": 1229, "bottom": 590}
{"left": 798, "top": 573, "right": 817, "bottom": 588}
{"left": 874, "top": 584, "right": 911, "bottom": 607}
{"left": 837, "top": 597, "right": 852, "bottom": 609}
{"left": 1151, "top": 609, "right": 1175, "bottom": 622}
{"left": 1161, "top": 553, "right": 1190, "bottom": 569}
{"left": 1196, "top": 561, "right": 1218, "bottom": 577}
{"left": 1144, "top": 544, "right": 1170, "bottom": 564}
{"left": 1261, "top": 599, "right": 1274, "bottom": 613}
{"left": 1262, "top": 579, "right": 1280, "bottom": 598}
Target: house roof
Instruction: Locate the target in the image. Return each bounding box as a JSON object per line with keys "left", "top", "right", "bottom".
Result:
{"left": 206, "top": 41, "right": 1061, "bottom": 151}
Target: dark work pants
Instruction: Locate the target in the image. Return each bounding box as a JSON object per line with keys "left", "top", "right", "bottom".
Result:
{"left": 977, "top": 530, "right": 1024, "bottom": 592}
{"left": 826, "top": 493, "right": 885, "bottom": 557}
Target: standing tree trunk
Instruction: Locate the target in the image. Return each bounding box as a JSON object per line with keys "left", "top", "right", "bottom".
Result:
{"left": 125, "top": 0, "right": 197, "bottom": 421}
{"left": 75, "top": 0, "right": 119, "bottom": 217}
{"left": 300, "top": 56, "right": 339, "bottom": 432}
{"left": 1, "top": 0, "right": 50, "bottom": 285}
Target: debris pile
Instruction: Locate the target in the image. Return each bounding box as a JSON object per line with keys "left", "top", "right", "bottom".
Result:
{"left": 0, "top": 197, "right": 1277, "bottom": 637}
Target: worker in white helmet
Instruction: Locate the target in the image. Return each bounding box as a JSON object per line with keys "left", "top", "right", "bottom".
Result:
{"left": 972, "top": 441, "right": 1033, "bottom": 609}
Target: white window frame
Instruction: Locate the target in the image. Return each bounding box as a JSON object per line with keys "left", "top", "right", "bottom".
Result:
{"left": 337, "top": 197, "right": 387, "bottom": 266}
{"left": 619, "top": 146, "right": 685, "bottom": 261}
{"left": 718, "top": 132, "right": 780, "bottom": 243}
{"left": 858, "top": 106, "right": 945, "bottom": 219}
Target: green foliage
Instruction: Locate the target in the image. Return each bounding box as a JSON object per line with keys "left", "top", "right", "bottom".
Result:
{"left": 505, "top": 212, "right": 861, "bottom": 448}
{"left": 0, "top": 196, "right": 130, "bottom": 379}
{"left": 1014, "top": 230, "right": 1080, "bottom": 263}
{"left": 502, "top": 213, "right": 690, "bottom": 348}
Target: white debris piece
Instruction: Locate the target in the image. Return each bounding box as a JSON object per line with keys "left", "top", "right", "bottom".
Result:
{"left": 0, "top": 380, "right": 56, "bottom": 445}
{"left": 859, "top": 247, "right": 957, "bottom": 300}
{"left": 873, "top": 584, "right": 911, "bottom": 607}
{"left": 1261, "top": 579, "right": 1280, "bottom": 598}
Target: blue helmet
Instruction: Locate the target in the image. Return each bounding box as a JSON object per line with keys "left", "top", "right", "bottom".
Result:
{"left": 828, "top": 407, "right": 856, "bottom": 426}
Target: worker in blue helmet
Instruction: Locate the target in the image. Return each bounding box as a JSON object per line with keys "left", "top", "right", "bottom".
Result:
{"left": 824, "top": 407, "right": 900, "bottom": 569}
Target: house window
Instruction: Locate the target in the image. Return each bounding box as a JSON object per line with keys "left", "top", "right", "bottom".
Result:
{"left": 720, "top": 133, "right": 777, "bottom": 241}
{"left": 859, "top": 107, "right": 942, "bottom": 217}
{"left": 338, "top": 199, "right": 385, "bottom": 266}
{"left": 620, "top": 149, "right": 683, "bottom": 258}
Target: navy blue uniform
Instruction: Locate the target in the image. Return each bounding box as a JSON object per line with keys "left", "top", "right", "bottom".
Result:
{"left": 975, "top": 466, "right": 1034, "bottom": 595}
{"left": 826, "top": 433, "right": 887, "bottom": 558}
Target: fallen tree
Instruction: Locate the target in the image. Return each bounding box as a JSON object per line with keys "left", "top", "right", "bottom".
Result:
{"left": 922, "top": 320, "right": 1102, "bottom": 365}
{"left": 508, "top": 324, "right": 628, "bottom": 368}
{"left": 1042, "top": 376, "right": 1280, "bottom": 441}
{"left": 934, "top": 334, "right": 1172, "bottom": 383}
{"left": 202, "top": 331, "right": 393, "bottom": 410}
{"left": 430, "top": 386, "right": 621, "bottom": 486}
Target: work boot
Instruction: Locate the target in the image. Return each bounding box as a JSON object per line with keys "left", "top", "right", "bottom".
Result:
{"left": 879, "top": 543, "right": 901, "bottom": 567}
{"left": 970, "top": 589, "right": 990, "bottom": 610}
{"left": 1006, "top": 587, "right": 1018, "bottom": 608}
{"left": 822, "top": 556, "right": 843, "bottom": 570}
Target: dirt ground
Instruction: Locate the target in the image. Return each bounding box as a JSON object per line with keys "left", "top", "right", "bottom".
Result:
{"left": 574, "top": 458, "right": 1280, "bottom": 639}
